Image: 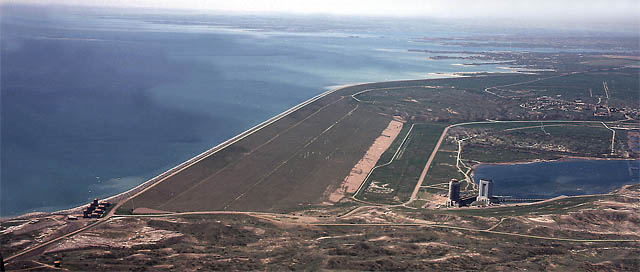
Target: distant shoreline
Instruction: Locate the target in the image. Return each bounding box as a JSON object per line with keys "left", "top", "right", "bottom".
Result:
{"left": 4, "top": 78, "right": 444, "bottom": 220}
{"left": 4, "top": 69, "right": 503, "bottom": 220}
{"left": 469, "top": 156, "right": 638, "bottom": 184}
{"left": 8, "top": 72, "right": 633, "bottom": 220}
{"left": 0, "top": 83, "right": 354, "bottom": 220}
{"left": 50, "top": 82, "right": 365, "bottom": 217}
{"left": 471, "top": 156, "right": 638, "bottom": 169}
{"left": 468, "top": 156, "right": 638, "bottom": 198}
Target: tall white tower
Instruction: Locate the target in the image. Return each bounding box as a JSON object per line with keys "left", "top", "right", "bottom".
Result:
{"left": 476, "top": 179, "right": 493, "bottom": 204}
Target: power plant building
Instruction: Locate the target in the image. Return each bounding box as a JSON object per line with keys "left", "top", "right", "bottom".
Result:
{"left": 446, "top": 179, "right": 461, "bottom": 207}
{"left": 476, "top": 179, "right": 494, "bottom": 204}
{"left": 82, "top": 198, "right": 110, "bottom": 218}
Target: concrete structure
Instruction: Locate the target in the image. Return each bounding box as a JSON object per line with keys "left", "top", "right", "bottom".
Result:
{"left": 476, "top": 179, "right": 494, "bottom": 204}
{"left": 83, "top": 198, "right": 109, "bottom": 218}
{"left": 446, "top": 179, "right": 461, "bottom": 207}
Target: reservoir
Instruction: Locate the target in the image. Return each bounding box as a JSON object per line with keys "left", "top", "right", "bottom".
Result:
{"left": 473, "top": 159, "right": 640, "bottom": 199}
{"left": 1, "top": 5, "right": 633, "bottom": 217}
{"left": 1, "top": 6, "right": 510, "bottom": 217}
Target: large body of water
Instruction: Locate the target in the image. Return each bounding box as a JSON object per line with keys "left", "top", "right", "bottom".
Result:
{"left": 473, "top": 159, "right": 640, "bottom": 199}
{"left": 1, "top": 6, "right": 508, "bottom": 217}
{"left": 0, "top": 5, "right": 634, "bottom": 217}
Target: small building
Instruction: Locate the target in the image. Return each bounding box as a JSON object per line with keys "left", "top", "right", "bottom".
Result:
{"left": 85, "top": 198, "right": 108, "bottom": 218}
{"left": 446, "top": 179, "right": 461, "bottom": 207}
{"left": 476, "top": 179, "right": 494, "bottom": 204}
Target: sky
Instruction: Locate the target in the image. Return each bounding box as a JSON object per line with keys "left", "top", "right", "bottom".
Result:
{"left": 3, "top": 0, "right": 639, "bottom": 26}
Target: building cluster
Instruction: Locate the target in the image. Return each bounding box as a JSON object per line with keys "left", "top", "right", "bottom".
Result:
{"left": 520, "top": 96, "right": 640, "bottom": 119}
{"left": 520, "top": 96, "right": 592, "bottom": 112}
{"left": 444, "top": 177, "right": 562, "bottom": 207}
{"left": 446, "top": 178, "right": 496, "bottom": 207}
{"left": 442, "top": 176, "right": 561, "bottom": 207}
{"left": 83, "top": 198, "right": 110, "bottom": 218}
{"left": 365, "top": 181, "right": 394, "bottom": 194}
{"left": 602, "top": 106, "right": 640, "bottom": 119}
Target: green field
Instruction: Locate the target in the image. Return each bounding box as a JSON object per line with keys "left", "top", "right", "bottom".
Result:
{"left": 516, "top": 68, "right": 640, "bottom": 108}
{"left": 356, "top": 123, "right": 446, "bottom": 204}
{"left": 422, "top": 151, "right": 464, "bottom": 186}
{"left": 119, "top": 64, "right": 638, "bottom": 213}
{"left": 6, "top": 54, "right": 640, "bottom": 272}
{"left": 460, "top": 123, "right": 627, "bottom": 164}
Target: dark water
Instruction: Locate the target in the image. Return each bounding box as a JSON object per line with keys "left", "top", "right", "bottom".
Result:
{"left": 1, "top": 5, "right": 634, "bottom": 217}
{"left": 1, "top": 6, "right": 514, "bottom": 217}
{"left": 473, "top": 159, "right": 640, "bottom": 198}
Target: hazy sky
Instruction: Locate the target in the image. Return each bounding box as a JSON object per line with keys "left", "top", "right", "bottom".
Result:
{"left": 4, "top": 0, "right": 640, "bottom": 22}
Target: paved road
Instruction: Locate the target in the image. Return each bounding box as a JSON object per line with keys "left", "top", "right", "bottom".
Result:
{"left": 5, "top": 84, "right": 356, "bottom": 263}
{"left": 406, "top": 123, "right": 452, "bottom": 204}
{"left": 114, "top": 211, "right": 640, "bottom": 244}
{"left": 5, "top": 219, "right": 106, "bottom": 262}
{"left": 6, "top": 75, "right": 635, "bottom": 263}
{"left": 403, "top": 119, "right": 617, "bottom": 205}
{"left": 352, "top": 123, "right": 416, "bottom": 199}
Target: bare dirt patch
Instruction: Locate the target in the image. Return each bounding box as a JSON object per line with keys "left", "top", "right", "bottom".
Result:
{"left": 46, "top": 218, "right": 182, "bottom": 253}
{"left": 327, "top": 119, "right": 403, "bottom": 202}
{"left": 133, "top": 207, "right": 171, "bottom": 214}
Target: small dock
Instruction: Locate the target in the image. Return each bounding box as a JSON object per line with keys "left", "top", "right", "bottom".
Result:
{"left": 495, "top": 196, "right": 548, "bottom": 203}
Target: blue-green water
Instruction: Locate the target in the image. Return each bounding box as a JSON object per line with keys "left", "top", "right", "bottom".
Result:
{"left": 0, "top": 6, "right": 508, "bottom": 217}
{"left": 1, "top": 5, "right": 635, "bottom": 217}
{"left": 473, "top": 159, "right": 640, "bottom": 198}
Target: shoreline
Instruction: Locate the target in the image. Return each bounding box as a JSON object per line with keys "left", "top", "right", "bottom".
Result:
{"left": 469, "top": 156, "right": 638, "bottom": 183}
{"left": 457, "top": 158, "right": 638, "bottom": 210}
{"left": 5, "top": 75, "right": 636, "bottom": 220}
{"left": 64, "top": 83, "right": 361, "bottom": 213}
{"left": 2, "top": 82, "right": 363, "bottom": 221}
{"left": 471, "top": 156, "right": 638, "bottom": 169}
{"left": 4, "top": 77, "right": 443, "bottom": 220}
